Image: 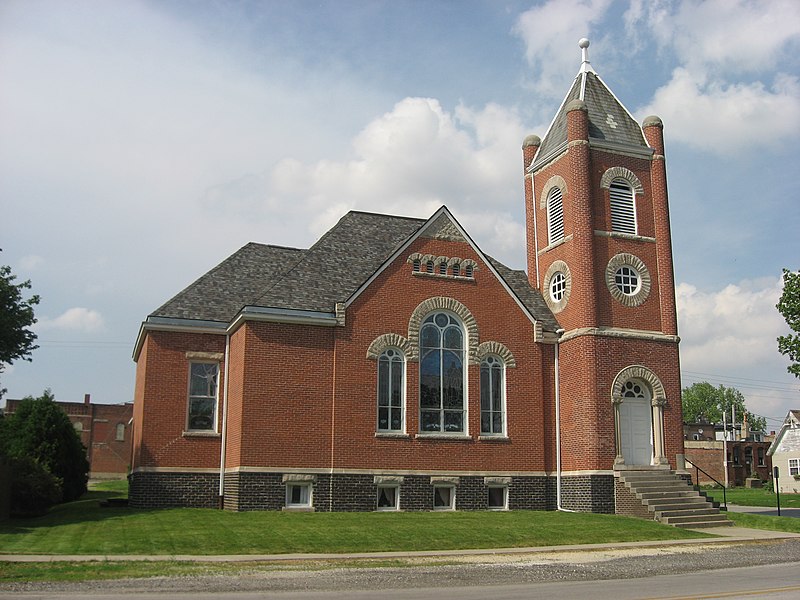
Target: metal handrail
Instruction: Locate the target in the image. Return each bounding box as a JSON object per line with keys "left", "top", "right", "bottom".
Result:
{"left": 685, "top": 459, "right": 727, "bottom": 510}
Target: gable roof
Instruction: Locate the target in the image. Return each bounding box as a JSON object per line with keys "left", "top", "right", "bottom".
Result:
{"left": 532, "top": 55, "right": 650, "bottom": 171}
{"left": 144, "top": 207, "right": 559, "bottom": 337}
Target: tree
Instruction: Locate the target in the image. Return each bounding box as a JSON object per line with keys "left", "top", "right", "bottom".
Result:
{"left": 777, "top": 268, "right": 800, "bottom": 378}
{"left": 681, "top": 382, "right": 767, "bottom": 433}
{"left": 0, "top": 253, "right": 40, "bottom": 398}
{"left": 1, "top": 390, "right": 89, "bottom": 502}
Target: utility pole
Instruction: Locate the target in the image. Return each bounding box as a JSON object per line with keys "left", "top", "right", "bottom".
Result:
{"left": 723, "top": 410, "right": 729, "bottom": 489}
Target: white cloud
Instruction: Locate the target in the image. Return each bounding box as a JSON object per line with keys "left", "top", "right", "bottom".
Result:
{"left": 512, "top": 0, "right": 613, "bottom": 99}
{"left": 639, "top": 69, "right": 800, "bottom": 153}
{"left": 676, "top": 276, "right": 791, "bottom": 415}
{"left": 18, "top": 255, "right": 44, "bottom": 270}
{"left": 628, "top": 0, "right": 800, "bottom": 153}
{"left": 36, "top": 308, "right": 105, "bottom": 333}
{"left": 202, "top": 97, "right": 529, "bottom": 267}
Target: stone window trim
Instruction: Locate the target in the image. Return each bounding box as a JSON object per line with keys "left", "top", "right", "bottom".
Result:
{"left": 543, "top": 260, "right": 572, "bottom": 313}
{"left": 374, "top": 475, "right": 405, "bottom": 485}
{"left": 407, "top": 297, "right": 479, "bottom": 363}
{"left": 185, "top": 351, "right": 224, "bottom": 361}
{"left": 605, "top": 253, "right": 651, "bottom": 307}
{"left": 181, "top": 430, "right": 221, "bottom": 438}
{"left": 484, "top": 476, "right": 512, "bottom": 486}
{"left": 407, "top": 253, "right": 478, "bottom": 279}
{"left": 538, "top": 175, "right": 567, "bottom": 209}
{"left": 366, "top": 334, "right": 412, "bottom": 360}
{"left": 600, "top": 166, "right": 644, "bottom": 194}
{"left": 431, "top": 476, "right": 460, "bottom": 486}
{"left": 475, "top": 341, "right": 516, "bottom": 368}
{"left": 282, "top": 473, "right": 317, "bottom": 483}
{"left": 611, "top": 365, "right": 668, "bottom": 467}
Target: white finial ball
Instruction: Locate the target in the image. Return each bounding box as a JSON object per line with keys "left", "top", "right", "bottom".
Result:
{"left": 579, "top": 38, "right": 590, "bottom": 49}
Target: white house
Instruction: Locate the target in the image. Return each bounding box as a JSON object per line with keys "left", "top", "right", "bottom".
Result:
{"left": 767, "top": 411, "right": 800, "bottom": 493}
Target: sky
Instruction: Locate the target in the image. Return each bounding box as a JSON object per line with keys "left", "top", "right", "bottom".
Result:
{"left": 1, "top": 0, "right": 798, "bottom": 433}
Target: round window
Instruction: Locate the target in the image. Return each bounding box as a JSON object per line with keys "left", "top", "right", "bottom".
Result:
{"left": 614, "top": 265, "right": 640, "bottom": 296}
{"left": 550, "top": 271, "right": 567, "bottom": 302}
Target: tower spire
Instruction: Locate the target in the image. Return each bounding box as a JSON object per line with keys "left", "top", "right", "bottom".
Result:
{"left": 579, "top": 38, "right": 595, "bottom": 74}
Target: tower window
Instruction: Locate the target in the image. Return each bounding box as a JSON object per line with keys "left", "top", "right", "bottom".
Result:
{"left": 614, "top": 265, "right": 640, "bottom": 296}
{"left": 452, "top": 263, "right": 460, "bottom": 277}
{"left": 464, "top": 264, "right": 473, "bottom": 278}
{"left": 550, "top": 271, "right": 567, "bottom": 302}
{"left": 439, "top": 262, "right": 447, "bottom": 275}
{"left": 546, "top": 187, "right": 564, "bottom": 245}
{"left": 426, "top": 260, "right": 434, "bottom": 274}
{"left": 412, "top": 259, "right": 421, "bottom": 272}
{"left": 610, "top": 179, "right": 637, "bottom": 235}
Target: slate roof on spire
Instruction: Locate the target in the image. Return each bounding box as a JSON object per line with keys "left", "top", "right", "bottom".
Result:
{"left": 532, "top": 42, "right": 649, "bottom": 170}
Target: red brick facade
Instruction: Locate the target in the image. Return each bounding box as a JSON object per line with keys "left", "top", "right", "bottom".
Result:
{"left": 129, "top": 48, "right": 685, "bottom": 513}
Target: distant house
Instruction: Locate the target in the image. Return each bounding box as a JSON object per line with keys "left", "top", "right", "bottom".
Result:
{"left": 683, "top": 422, "right": 771, "bottom": 486}
{"left": 768, "top": 411, "right": 800, "bottom": 493}
{"left": 2, "top": 394, "right": 132, "bottom": 480}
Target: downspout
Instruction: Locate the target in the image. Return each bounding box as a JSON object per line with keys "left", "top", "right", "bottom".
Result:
{"left": 531, "top": 177, "right": 541, "bottom": 288}
{"left": 554, "top": 328, "right": 574, "bottom": 511}
{"left": 329, "top": 329, "right": 337, "bottom": 512}
{"left": 218, "top": 333, "right": 231, "bottom": 509}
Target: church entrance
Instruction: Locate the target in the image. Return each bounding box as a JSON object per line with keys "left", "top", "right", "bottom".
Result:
{"left": 618, "top": 380, "right": 653, "bottom": 465}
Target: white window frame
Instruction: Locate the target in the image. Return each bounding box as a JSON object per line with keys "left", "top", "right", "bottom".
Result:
{"left": 433, "top": 485, "right": 455, "bottom": 511}
{"left": 377, "top": 348, "right": 406, "bottom": 433}
{"left": 187, "top": 361, "right": 219, "bottom": 432}
{"left": 419, "top": 312, "right": 467, "bottom": 434}
{"left": 480, "top": 355, "right": 506, "bottom": 436}
{"left": 286, "top": 482, "right": 313, "bottom": 508}
{"left": 376, "top": 485, "right": 400, "bottom": 511}
{"left": 546, "top": 186, "right": 564, "bottom": 245}
{"left": 789, "top": 458, "right": 800, "bottom": 476}
{"left": 609, "top": 178, "right": 637, "bottom": 235}
{"left": 115, "top": 423, "right": 125, "bottom": 442}
{"left": 487, "top": 486, "right": 508, "bottom": 511}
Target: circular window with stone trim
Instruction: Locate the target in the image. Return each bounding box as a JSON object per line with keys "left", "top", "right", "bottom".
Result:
{"left": 606, "top": 253, "right": 651, "bottom": 307}
{"left": 543, "top": 260, "right": 571, "bottom": 313}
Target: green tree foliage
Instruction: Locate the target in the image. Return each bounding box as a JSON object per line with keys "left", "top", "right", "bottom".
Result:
{"left": 7, "top": 455, "right": 62, "bottom": 517}
{"left": 2, "top": 390, "right": 89, "bottom": 502}
{"left": 777, "top": 268, "right": 800, "bottom": 378}
{"left": 0, "top": 255, "right": 40, "bottom": 398}
{"left": 681, "top": 382, "right": 767, "bottom": 433}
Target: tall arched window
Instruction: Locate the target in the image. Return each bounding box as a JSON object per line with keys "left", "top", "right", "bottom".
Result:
{"left": 480, "top": 355, "right": 505, "bottom": 435}
{"left": 546, "top": 186, "right": 564, "bottom": 245}
{"left": 609, "top": 178, "right": 637, "bottom": 235}
{"left": 420, "top": 312, "right": 464, "bottom": 433}
{"left": 377, "top": 348, "right": 404, "bottom": 432}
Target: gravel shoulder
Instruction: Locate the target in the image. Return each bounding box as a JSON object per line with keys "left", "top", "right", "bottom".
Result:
{"left": 3, "top": 538, "right": 800, "bottom": 595}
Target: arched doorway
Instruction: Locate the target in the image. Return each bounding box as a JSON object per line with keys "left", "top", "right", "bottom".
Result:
{"left": 612, "top": 366, "right": 669, "bottom": 467}
{"left": 618, "top": 380, "right": 653, "bottom": 465}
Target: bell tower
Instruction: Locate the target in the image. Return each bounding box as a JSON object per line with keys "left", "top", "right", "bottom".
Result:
{"left": 523, "top": 40, "right": 684, "bottom": 508}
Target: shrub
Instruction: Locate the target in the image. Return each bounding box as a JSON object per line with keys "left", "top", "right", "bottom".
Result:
{"left": 9, "top": 456, "right": 62, "bottom": 517}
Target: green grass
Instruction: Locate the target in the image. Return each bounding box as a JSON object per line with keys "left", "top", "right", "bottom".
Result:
{"left": 0, "top": 485, "right": 706, "bottom": 557}
{"left": 703, "top": 485, "right": 800, "bottom": 508}
{"left": 88, "top": 479, "right": 129, "bottom": 496}
{"left": 728, "top": 512, "right": 800, "bottom": 533}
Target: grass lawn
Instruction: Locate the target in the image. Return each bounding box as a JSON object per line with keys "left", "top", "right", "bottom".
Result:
{"left": 0, "top": 480, "right": 708, "bottom": 558}
{"left": 703, "top": 485, "right": 800, "bottom": 508}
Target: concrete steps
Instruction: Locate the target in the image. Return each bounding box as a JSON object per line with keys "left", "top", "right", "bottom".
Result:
{"left": 619, "top": 470, "right": 733, "bottom": 528}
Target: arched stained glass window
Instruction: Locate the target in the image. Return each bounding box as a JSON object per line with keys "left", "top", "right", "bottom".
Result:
{"left": 419, "top": 312, "right": 465, "bottom": 433}
{"left": 480, "top": 355, "right": 505, "bottom": 435}
{"left": 378, "top": 348, "right": 404, "bottom": 432}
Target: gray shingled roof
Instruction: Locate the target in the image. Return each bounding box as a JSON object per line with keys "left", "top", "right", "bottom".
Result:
{"left": 533, "top": 71, "right": 647, "bottom": 170}
{"left": 149, "top": 210, "right": 559, "bottom": 332}
{"left": 487, "top": 258, "right": 560, "bottom": 333}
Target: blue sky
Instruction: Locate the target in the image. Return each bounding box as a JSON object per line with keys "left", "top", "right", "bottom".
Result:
{"left": 1, "top": 0, "right": 798, "bottom": 431}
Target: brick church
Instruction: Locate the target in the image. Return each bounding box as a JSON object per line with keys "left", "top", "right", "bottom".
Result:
{"left": 130, "top": 40, "right": 685, "bottom": 513}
